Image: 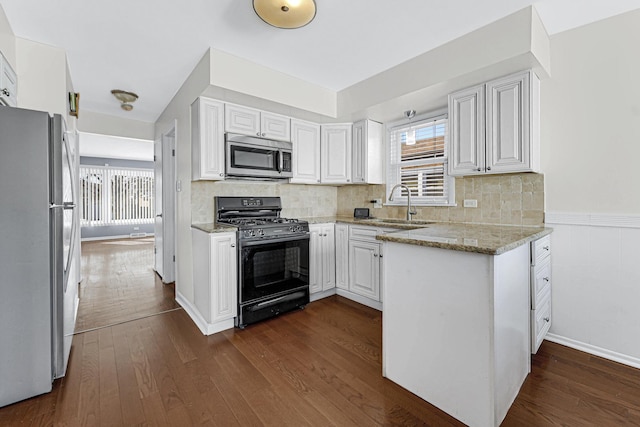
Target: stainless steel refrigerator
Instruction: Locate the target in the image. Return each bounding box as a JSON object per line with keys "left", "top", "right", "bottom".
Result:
{"left": 0, "top": 106, "right": 78, "bottom": 407}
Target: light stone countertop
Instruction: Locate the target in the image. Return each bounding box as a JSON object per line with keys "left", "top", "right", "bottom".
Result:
{"left": 375, "top": 222, "right": 552, "bottom": 255}
{"left": 191, "top": 223, "right": 237, "bottom": 233}
{"left": 301, "top": 216, "right": 552, "bottom": 255}
{"left": 192, "top": 217, "right": 552, "bottom": 255}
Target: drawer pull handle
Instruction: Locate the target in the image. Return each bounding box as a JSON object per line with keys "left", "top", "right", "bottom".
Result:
{"left": 543, "top": 317, "right": 550, "bottom": 323}
{"left": 1, "top": 88, "right": 9, "bottom": 96}
{"left": 543, "top": 277, "right": 550, "bottom": 282}
{"left": 543, "top": 246, "right": 550, "bottom": 251}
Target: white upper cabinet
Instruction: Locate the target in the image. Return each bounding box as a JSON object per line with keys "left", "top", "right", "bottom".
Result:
{"left": 352, "top": 119, "right": 384, "bottom": 184}
{"left": 225, "top": 103, "right": 291, "bottom": 141}
{"left": 291, "top": 119, "right": 321, "bottom": 184}
{"left": 191, "top": 97, "right": 225, "bottom": 181}
{"left": 449, "top": 70, "right": 540, "bottom": 176}
{"left": 321, "top": 124, "right": 352, "bottom": 184}
{"left": 0, "top": 52, "right": 17, "bottom": 107}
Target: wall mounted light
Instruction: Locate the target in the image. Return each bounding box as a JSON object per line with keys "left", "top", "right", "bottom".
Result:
{"left": 111, "top": 89, "right": 138, "bottom": 111}
{"left": 253, "top": 0, "right": 317, "bottom": 29}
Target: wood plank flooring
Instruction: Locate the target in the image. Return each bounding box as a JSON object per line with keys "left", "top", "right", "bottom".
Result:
{"left": 76, "top": 237, "right": 180, "bottom": 332}
{"left": 2, "top": 238, "right": 640, "bottom": 425}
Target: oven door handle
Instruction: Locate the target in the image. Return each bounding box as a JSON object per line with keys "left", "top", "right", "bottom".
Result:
{"left": 240, "top": 233, "right": 310, "bottom": 247}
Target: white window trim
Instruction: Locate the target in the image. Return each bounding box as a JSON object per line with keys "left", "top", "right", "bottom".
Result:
{"left": 386, "top": 108, "right": 456, "bottom": 207}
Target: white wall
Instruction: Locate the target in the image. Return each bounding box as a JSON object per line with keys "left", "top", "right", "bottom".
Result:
{"left": 540, "top": 9, "right": 640, "bottom": 367}
{"left": 79, "top": 132, "right": 153, "bottom": 161}
{"left": 77, "top": 110, "right": 155, "bottom": 141}
{"left": 0, "top": 5, "right": 14, "bottom": 68}
{"left": 15, "top": 38, "right": 68, "bottom": 115}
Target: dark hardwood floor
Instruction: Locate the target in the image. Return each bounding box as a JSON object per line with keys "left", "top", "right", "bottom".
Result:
{"left": 76, "top": 237, "right": 180, "bottom": 332}
{"left": 1, "top": 238, "right": 640, "bottom": 425}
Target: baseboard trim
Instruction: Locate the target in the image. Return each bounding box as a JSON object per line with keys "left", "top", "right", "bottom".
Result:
{"left": 310, "top": 288, "right": 337, "bottom": 302}
{"left": 175, "top": 292, "right": 234, "bottom": 336}
{"left": 546, "top": 212, "right": 640, "bottom": 229}
{"left": 545, "top": 333, "right": 640, "bottom": 370}
{"left": 336, "top": 289, "right": 382, "bottom": 311}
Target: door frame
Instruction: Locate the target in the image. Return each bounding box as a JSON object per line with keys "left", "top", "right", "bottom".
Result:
{"left": 155, "top": 120, "right": 177, "bottom": 284}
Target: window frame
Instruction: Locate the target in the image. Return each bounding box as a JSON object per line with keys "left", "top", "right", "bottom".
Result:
{"left": 386, "top": 109, "right": 455, "bottom": 207}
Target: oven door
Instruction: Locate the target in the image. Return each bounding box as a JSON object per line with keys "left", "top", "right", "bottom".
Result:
{"left": 239, "top": 235, "right": 309, "bottom": 303}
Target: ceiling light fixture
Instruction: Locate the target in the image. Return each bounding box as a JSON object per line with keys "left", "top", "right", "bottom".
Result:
{"left": 253, "top": 0, "right": 317, "bottom": 29}
{"left": 111, "top": 89, "right": 138, "bottom": 111}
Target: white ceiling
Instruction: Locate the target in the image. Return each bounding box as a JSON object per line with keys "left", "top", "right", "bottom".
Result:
{"left": 1, "top": 0, "right": 638, "bottom": 123}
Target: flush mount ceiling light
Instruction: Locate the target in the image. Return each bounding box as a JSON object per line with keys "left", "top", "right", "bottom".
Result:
{"left": 253, "top": 0, "right": 317, "bottom": 29}
{"left": 111, "top": 89, "right": 138, "bottom": 111}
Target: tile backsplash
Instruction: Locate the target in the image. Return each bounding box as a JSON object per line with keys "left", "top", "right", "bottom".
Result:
{"left": 191, "top": 181, "right": 338, "bottom": 224}
{"left": 191, "top": 173, "right": 544, "bottom": 226}
{"left": 337, "top": 173, "right": 544, "bottom": 226}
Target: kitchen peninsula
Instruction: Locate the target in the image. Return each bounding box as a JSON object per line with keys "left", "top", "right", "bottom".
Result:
{"left": 378, "top": 223, "right": 551, "bottom": 427}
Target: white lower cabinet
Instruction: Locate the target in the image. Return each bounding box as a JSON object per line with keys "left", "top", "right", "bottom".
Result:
{"left": 335, "top": 224, "right": 349, "bottom": 290}
{"left": 309, "top": 223, "right": 336, "bottom": 294}
{"left": 191, "top": 229, "right": 237, "bottom": 335}
{"left": 530, "top": 234, "right": 552, "bottom": 353}
{"left": 349, "top": 240, "right": 381, "bottom": 301}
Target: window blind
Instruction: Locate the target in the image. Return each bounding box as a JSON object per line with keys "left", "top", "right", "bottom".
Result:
{"left": 387, "top": 116, "right": 454, "bottom": 206}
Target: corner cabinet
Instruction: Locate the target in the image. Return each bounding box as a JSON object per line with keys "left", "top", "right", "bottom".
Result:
{"left": 191, "top": 229, "right": 237, "bottom": 335}
{"left": 191, "top": 97, "right": 225, "bottom": 180}
{"left": 352, "top": 119, "right": 384, "bottom": 184}
{"left": 321, "top": 124, "right": 352, "bottom": 184}
{"left": 224, "top": 103, "right": 291, "bottom": 141}
{"left": 449, "top": 70, "right": 540, "bottom": 176}
{"left": 309, "top": 223, "right": 336, "bottom": 295}
{"left": 0, "top": 52, "right": 17, "bottom": 107}
{"left": 290, "top": 119, "right": 321, "bottom": 184}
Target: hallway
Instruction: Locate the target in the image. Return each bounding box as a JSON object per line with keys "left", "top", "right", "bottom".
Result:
{"left": 76, "top": 237, "right": 180, "bottom": 333}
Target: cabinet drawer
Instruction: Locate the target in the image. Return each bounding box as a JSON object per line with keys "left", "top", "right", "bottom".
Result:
{"left": 531, "top": 292, "right": 551, "bottom": 354}
{"left": 350, "top": 225, "right": 382, "bottom": 241}
{"left": 531, "top": 234, "right": 551, "bottom": 266}
{"left": 530, "top": 258, "right": 551, "bottom": 308}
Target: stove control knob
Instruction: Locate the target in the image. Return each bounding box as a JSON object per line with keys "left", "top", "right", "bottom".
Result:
{"left": 257, "top": 229, "right": 264, "bottom": 236}
{"left": 246, "top": 230, "right": 255, "bottom": 237}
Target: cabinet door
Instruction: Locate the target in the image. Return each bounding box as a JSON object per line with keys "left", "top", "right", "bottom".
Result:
{"left": 351, "top": 120, "right": 366, "bottom": 184}
{"left": 448, "top": 85, "right": 485, "bottom": 176}
{"left": 352, "top": 120, "right": 384, "bottom": 184}
{"left": 349, "top": 240, "right": 380, "bottom": 301}
{"left": 321, "top": 124, "right": 352, "bottom": 184}
{"left": 486, "top": 71, "right": 531, "bottom": 173}
{"left": 210, "top": 233, "right": 238, "bottom": 323}
{"left": 191, "top": 98, "right": 225, "bottom": 180}
{"left": 308, "top": 225, "right": 323, "bottom": 294}
{"left": 0, "top": 54, "right": 17, "bottom": 107}
{"left": 261, "top": 111, "right": 290, "bottom": 141}
{"left": 335, "top": 224, "right": 349, "bottom": 290}
{"left": 321, "top": 225, "right": 336, "bottom": 291}
{"left": 291, "top": 119, "right": 321, "bottom": 184}
{"left": 225, "top": 104, "right": 261, "bottom": 136}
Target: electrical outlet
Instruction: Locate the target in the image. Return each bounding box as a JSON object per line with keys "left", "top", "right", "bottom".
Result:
{"left": 373, "top": 198, "right": 383, "bottom": 208}
{"left": 463, "top": 199, "right": 478, "bottom": 208}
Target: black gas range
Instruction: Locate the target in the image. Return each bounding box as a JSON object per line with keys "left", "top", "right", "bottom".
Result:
{"left": 215, "top": 197, "right": 310, "bottom": 328}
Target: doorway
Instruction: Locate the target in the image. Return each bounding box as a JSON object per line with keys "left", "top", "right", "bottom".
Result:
{"left": 154, "top": 122, "right": 176, "bottom": 283}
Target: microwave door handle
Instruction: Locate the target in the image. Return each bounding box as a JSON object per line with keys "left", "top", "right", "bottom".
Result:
{"left": 278, "top": 150, "right": 283, "bottom": 173}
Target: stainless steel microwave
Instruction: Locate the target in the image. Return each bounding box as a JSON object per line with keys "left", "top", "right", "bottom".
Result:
{"left": 225, "top": 133, "right": 293, "bottom": 179}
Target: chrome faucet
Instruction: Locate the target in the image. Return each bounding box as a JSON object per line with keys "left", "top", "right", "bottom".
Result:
{"left": 388, "top": 184, "right": 417, "bottom": 221}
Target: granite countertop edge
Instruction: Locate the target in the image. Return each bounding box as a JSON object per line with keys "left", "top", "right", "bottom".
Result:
{"left": 376, "top": 227, "right": 552, "bottom": 255}
{"left": 191, "top": 223, "right": 237, "bottom": 233}
{"left": 301, "top": 216, "right": 553, "bottom": 255}
{"left": 192, "top": 217, "right": 552, "bottom": 255}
